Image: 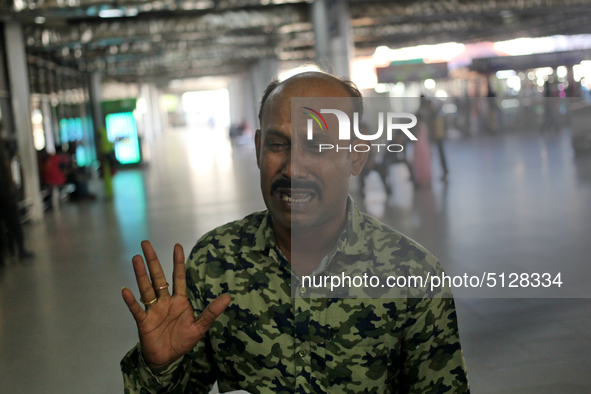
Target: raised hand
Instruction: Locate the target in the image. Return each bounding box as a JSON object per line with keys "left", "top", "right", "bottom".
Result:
{"left": 121, "top": 241, "right": 231, "bottom": 370}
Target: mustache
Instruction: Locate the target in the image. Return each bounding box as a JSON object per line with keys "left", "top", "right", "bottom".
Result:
{"left": 271, "top": 178, "right": 322, "bottom": 198}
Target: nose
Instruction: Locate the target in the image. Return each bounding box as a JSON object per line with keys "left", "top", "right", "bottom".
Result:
{"left": 283, "top": 143, "right": 308, "bottom": 180}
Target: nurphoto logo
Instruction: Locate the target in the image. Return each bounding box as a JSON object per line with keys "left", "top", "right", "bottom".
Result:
{"left": 303, "top": 107, "right": 419, "bottom": 152}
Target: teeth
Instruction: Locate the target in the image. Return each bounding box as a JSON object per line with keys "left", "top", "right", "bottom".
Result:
{"left": 281, "top": 192, "right": 312, "bottom": 203}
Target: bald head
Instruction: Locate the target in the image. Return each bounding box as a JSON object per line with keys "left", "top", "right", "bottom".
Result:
{"left": 258, "top": 72, "right": 362, "bottom": 126}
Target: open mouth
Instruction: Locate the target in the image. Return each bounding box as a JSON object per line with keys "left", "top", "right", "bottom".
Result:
{"left": 279, "top": 190, "right": 314, "bottom": 203}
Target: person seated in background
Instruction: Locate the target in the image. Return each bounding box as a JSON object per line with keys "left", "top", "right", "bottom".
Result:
{"left": 40, "top": 145, "right": 71, "bottom": 209}
{"left": 41, "top": 145, "right": 71, "bottom": 187}
{"left": 120, "top": 71, "right": 469, "bottom": 393}
{"left": 65, "top": 142, "right": 96, "bottom": 201}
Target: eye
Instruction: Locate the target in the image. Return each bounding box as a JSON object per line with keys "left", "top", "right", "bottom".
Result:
{"left": 304, "top": 141, "right": 326, "bottom": 155}
{"left": 266, "top": 141, "right": 289, "bottom": 151}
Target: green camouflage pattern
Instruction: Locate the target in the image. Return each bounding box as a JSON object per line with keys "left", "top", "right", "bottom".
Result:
{"left": 121, "top": 198, "right": 469, "bottom": 393}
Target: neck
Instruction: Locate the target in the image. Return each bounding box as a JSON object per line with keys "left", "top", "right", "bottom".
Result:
{"left": 272, "top": 209, "right": 348, "bottom": 276}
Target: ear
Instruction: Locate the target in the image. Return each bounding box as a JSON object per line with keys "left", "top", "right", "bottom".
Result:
{"left": 254, "top": 129, "right": 261, "bottom": 169}
{"left": 350, "top": 142, "right": 369, "bottom": 176}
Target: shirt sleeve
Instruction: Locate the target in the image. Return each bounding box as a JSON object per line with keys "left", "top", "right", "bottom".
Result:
{"left": 120, "top": 244, "right": 217, "bottom": 394}
{"left": 120, "top": 344, "right": 185, "bottom": 393}
{"left": 397, "top": 295, "right": 470, "bottom": 394}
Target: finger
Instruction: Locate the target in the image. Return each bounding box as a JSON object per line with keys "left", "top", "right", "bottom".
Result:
{"left": 172, "top": 244, "right": 186, "bottom": 297}
{"left": 122, "top": 286, "right": 147, "bottom": 323}
{"left": 132, "top": 254, "right": 157, "bottom": 307}
{"left": 195, "top": 294, "right": 231, "bottom": 332}
{"left": 141, "top": 240, "right": 170, "bottom": 299}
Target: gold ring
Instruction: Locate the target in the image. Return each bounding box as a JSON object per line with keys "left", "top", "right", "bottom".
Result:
{"left": 154, "top": 283, "right": 169, "bottom": 291}
{"left": 140, "top": 296, "right": 158, "bottom": 306}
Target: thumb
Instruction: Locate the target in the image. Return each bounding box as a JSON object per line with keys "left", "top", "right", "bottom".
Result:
{"left": 195, "top": 294, "right": 231, "bottom": 332}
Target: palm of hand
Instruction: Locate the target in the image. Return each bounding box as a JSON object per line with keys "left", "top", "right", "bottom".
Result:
{"left": 122, "top": 241, "right": 231, "bottom": 371}
{"left": 137, "top": 295, "right": 202, "bottom": 369}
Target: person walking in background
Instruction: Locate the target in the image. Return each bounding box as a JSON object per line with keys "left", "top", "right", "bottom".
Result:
{"left": 541, "top": 81, "right": 559, "bottom": 133}
{"left": 413, "top": 97, "right": 434, "bottom": 188}
{"left": 431, "top": 105, "right": 449, "bottom": 181}
{"left": 412, "top": 121, "right": 433, "bottom": 188}
{"left": 358, "top": 122, "right": 394, "bottom": 196}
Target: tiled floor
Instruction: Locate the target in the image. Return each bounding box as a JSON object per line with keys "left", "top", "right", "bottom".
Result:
{"left": 1, "top": 127, "right": 590, "bottom": 393}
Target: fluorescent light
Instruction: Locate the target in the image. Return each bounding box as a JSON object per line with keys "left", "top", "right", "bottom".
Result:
{"left": 99, "top": 9, "right": 125, "bottom": 18}
{"left": 435, "top": 89, "right": 448, "bottom": 99}
{"left": 501, "top": 99, "right": 520, "bottom": 108}
{"left": 351, "top": 57, "right": 378, "bottom": 89}
{"left": 34, "top": 16, "right": 46, "bottom": 24}
{"left": 424, "top": 79, "right": 436, "bottom": 89}
{"left": 278, "top": 65, "right": 321, "bottom": 82}
{"left": 495, "top": 70, "right": 516, "bottom": 79}
{"left": 442, "top": 104, "right": 457, "bottom": 114}
{"left": 534, "top": 67, "right": 554, "bottom": 77}
{"left": 372, "top": 42, "right": 465, "bottom": 64}
{"left": 374, "top": 83, "right": 389, "bottom": 93}
{"left": 125, "top": 7, "right": 139, "bottom": 17}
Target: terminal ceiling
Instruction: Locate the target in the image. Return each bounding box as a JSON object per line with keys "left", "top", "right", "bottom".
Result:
{"left": 3, "top": 0, "right": 591, "bottom": 83}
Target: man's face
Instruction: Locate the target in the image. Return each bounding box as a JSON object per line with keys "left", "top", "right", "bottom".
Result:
{"left": 255, "top": 76, "right": 367, "bottom": 233}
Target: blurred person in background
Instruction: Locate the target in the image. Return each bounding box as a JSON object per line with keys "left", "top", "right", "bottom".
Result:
{"left": 41, "top": 144, "right": 69, "bottom": 187}
{"left": 358, "top": 121, "right": 416, "bottom": 197}
{"left": 96, "top": 126, "right": 117, "bottom": 199}
{"left": 541, "top": 81, "right": 559, "bottom": 133}
{"left": 40, "top": 144, "right": 70, "bottom": 209}
{"left": 228, "top": 121, "right": 245, "bottom": 146}
{"left": 358, "top": 122, "right": 393, "bottom": 196}
{"left": 430, "top": 103, "right": 449, "bottom": 181}
{"left": 413, "top": 97, "right": 434, "bottom": 187}
{"left": 66, "top": 142, "right": 96, "bottom": 201}
{"left": 485, "top": 84, "right": 501, "bottom": 134}
{"left": 0, "top": 133, "right": 34, "bottom": 267}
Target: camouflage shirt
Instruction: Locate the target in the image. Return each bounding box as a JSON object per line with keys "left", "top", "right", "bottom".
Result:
{"left": 121, "top": 198, "right": 469, "bottom": 393}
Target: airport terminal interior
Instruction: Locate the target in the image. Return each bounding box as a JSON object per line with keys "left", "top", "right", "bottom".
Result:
{"left": 1, "top": 0, "right": 591, "bottom": 393}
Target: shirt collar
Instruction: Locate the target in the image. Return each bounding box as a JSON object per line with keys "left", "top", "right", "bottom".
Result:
{"left": 251, "top": 211, "right": 276, "bottom": 252}
{"left": 334, "top": 196, "right": 372, "bottom": 257}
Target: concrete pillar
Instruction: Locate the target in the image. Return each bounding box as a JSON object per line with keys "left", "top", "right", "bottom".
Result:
{"left": 136, "top": 83, "right": 160, "bottom": 164}
{"left": 567, "top": 65, "right": 576, "bottom": 97}
{"left": 139, "top": 83, "right": 155, "bottom": 143}
{"left": 243, "top": 73, "right": 256, "bottom": 133}
{"left": 0, "top": 43, "right": 15, "bottom": 138}
{"left": 249, "top": 58, "right": 279, "bottom": 129}
{"left": 138, "top": 84, "right": 150, "bottom": 141}
{"left": 89, "top": 72, "right": 104, "bottom": 132}
{"left": 311, "top": 0, "right": 354, "bottom": 78}
{"left": 148, "top": 84, "right": 163, "bottom": 136}
{"left": 4, "top": 22, "right": 43, "bottom": 221}
{"left": 228, "top": 73, "right": 256, "bottom": 132}
{"left": 227, "top": 76, "right": 243, "bottom": 127}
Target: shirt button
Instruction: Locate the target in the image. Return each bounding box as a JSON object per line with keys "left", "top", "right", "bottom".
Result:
{"left": 300, "top": 286, "right": 306, "bottom": 295}
{"left": 298, "top": 349, "right": 307, "bottom": 357}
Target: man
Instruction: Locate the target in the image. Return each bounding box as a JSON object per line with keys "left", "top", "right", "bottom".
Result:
{"left": 121, "top": 72, "right": 469, "bottom": 393}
